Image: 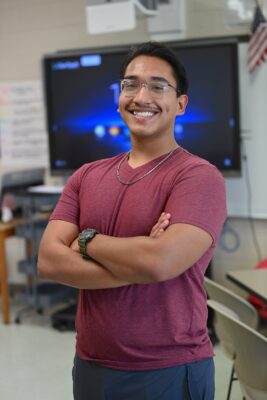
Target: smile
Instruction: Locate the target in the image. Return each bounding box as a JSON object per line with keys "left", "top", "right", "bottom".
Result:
{"left": 133, "top": 111, "right": 154, "bottom": 117}
{"left": 128, "top": 109, "right": 159, "bottom": 120}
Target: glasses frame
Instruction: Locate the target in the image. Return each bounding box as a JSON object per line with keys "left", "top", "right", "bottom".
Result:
{"left": 120, "top": 78, "right": 181, "bottom": 98}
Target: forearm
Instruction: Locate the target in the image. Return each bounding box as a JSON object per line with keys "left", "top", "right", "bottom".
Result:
{"left": 38, "top": 241, "right": 131, "bottom": 290}
{"left": 86, "top": 224, "right": 212, "bottom": 284}
{"left": 87, "top": 234, "right": 166, "bottom": 284}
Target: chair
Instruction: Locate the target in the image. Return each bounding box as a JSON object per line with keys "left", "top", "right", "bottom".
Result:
{"left": 204, "top": 277, "right": 259, "bottom": 399}
{"left": 204, "top": 277, "right": 259, "bottom": 329}
{"left": 208, "top": 300, "right": 267, "bottom": 400}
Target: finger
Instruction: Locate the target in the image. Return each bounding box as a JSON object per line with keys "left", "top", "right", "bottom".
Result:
{"left": 159, "top": 212, "right": 170, "bottom": 222}
{"left": 149, "top": 213, "right": 171, "bottom": 237}
{"left": 155, "top": 228, "right": 164, "bottom": 238}
{"left": 150, "top": 220, "right": 169, "bottom": 238}
{"left": 150, "top": 215, "right": 164, "bottom": 233}
{"left": 157, "top": 214, "right": 171, "bottom": 229}
{"left": 150, "top": 228, "right": 158, "bottom": 238}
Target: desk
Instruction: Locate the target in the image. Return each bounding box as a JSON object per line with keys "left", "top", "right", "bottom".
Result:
{"left": 0, "top": 214, "right": 49, "bottom": 324}
{"left": 227, "top": 269, "right": 267, "bottom": 304}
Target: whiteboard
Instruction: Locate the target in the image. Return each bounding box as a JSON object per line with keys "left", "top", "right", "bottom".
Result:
{"left": 226, "top": 43, "right": 267, "bottom": 219}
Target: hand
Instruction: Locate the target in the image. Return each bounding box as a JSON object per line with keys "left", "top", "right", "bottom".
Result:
{"left": 70, "top": 237, "right": 79, "bottom": 253}
{"left": 150, "top": 212, "right": 171, "bottom": 238}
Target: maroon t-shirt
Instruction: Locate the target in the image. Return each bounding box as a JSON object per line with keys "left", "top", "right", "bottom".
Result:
{"left": 50, "top": 147, "right": 226, "bottom": 370}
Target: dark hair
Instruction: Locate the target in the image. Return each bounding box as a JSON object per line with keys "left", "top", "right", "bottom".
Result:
{"left": 120, "top": 41, "right": 189, "bottom": 95}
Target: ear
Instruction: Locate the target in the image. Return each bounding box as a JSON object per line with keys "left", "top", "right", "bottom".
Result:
{"left": 176, "top": 95, "right": 188, "bottom": 116}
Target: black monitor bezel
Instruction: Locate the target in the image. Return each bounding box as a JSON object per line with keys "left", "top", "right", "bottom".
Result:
{"left": 42, "top": 38, "right": 241, "bottom": 177}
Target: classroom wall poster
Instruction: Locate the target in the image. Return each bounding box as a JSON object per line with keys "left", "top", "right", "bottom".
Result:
{"left": 0, "top": 80, "right": 48, "bottom": 167}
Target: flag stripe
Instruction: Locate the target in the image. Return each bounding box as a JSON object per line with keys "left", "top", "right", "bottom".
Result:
{"left": 248, "top": 25, "right": 267, "bottom": 63}
{"left": 249, "top": 49, "right": 267, "bottom": 72}
{"left": 247, "top": 6, "right": 267, "bottom": 73}
{"left": 248, "top": 34, "right": 267, "bottom": 71}
{"left": 249, "top": 22, "right": 267, "bottom": 49}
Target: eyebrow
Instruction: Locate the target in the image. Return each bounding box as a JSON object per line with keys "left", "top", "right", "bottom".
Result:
{"left": 124, "top": 75, "right": 170, "bottom": 84}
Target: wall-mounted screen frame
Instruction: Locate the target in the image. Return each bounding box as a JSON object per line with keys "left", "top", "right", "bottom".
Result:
{"left": 42, "top": 38, "right": 241, "bottom": 176}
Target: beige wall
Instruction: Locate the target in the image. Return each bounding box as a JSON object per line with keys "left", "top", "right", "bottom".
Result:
{"left": 0, "top": 0, "right": 149, "bottom": 81}
{"left": 0, "top": 0, "right": 251, "bottom": 81}
{"left": 186, "top": 0, "right": 249, "bottom": 39}
{"left": 0, "top": 0, "right": 266, "bottom": 285}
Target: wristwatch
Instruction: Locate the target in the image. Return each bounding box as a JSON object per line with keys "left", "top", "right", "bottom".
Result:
{"left": 78, "top": 228, "right": 99, "bottom": 259}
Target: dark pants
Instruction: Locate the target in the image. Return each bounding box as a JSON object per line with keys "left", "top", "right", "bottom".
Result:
{"left": 72, "top": 353, "right": 215, "bottom": 400}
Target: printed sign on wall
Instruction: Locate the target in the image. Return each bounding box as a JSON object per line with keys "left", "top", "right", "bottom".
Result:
{"left": 0, "top": 80, "right": 48, "bottom": 167}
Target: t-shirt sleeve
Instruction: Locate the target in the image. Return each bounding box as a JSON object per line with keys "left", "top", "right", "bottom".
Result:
{"left": 165, "top": 163, "right": 227, "bottom": 245}
{"left": 49, "top": 166, "right": 85, "bottom": 226}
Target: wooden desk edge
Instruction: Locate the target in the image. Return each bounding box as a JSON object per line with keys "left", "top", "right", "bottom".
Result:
{"left": 226, "top": 272, "right": 267, "bottom": 304}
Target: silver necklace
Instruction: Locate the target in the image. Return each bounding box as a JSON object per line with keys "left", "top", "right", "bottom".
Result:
{"left": 116, "top": 149, "right": 176, "bottom": 185}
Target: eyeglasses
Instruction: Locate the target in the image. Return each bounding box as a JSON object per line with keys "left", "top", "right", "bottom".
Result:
{"left": 120, "top": 79, "right": 180, "bottom": 98}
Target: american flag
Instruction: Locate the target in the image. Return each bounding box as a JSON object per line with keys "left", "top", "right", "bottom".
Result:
{"left": 248, "top": 5, "right": 267, "bottom": 73}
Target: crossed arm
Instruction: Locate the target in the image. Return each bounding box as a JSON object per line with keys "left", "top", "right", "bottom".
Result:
{"left": 38, "top": 213, "right": 212, "bottom": 289}
{"left": 38, "top": 213, "right": 170, "bottom": 289}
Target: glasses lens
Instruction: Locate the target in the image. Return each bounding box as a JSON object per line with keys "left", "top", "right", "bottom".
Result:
{"left": 121, "top": 79, "right": 139, "bottom": 95}
{"left": 148, "top": 82, "right": 168, "bottom": 97}
{"left": 121, "top": 79, "right": 176, "bottom": 98}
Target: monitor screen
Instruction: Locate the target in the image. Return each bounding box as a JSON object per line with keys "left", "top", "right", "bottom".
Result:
{"left": 42, "top": 40, "right": 241, "bottom": 176}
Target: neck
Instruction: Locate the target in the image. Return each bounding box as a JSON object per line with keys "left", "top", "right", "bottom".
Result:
{"left": 129, "top": 137, "right": 178, "bottom": 168}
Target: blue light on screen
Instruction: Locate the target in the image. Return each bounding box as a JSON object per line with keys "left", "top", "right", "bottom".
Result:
{"left": 52, "top": 61, "right": 80, "bottom": 70}
{"left": 80, "top": 55, "right": 102, "bottom": 67}
{"left": 229, "top": 118, "right": 235, "bottom": 127}
{"left": 174, "top": 123, "right": 184, "bottom": 140}
{"left": 224, "top": 158, "right": 232, "bottom": 167}
{"left": 94, "top": 125, "right": 106, "bottom": 138}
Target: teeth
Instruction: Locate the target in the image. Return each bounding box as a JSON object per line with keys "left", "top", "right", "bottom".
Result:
{"left": 133, "top": 111, "right": 154, "bottom": 117}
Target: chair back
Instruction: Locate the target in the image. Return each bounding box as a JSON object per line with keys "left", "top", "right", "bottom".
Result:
{"left": 204, "top": 277, "right": 259, "bottom": 329}
{"left": 208, "top": 300, "right": 267, "bottom": 399}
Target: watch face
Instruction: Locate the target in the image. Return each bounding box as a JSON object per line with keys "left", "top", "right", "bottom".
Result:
{"left": 81, "top": 229, "right": 95, "bottom": 240}
{"left": 78, "top": 229, "right": 99, "bottom": 258}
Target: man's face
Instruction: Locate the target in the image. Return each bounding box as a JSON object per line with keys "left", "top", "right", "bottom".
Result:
{"left": 118, "top": 55, "right": 187, "bottom": 140}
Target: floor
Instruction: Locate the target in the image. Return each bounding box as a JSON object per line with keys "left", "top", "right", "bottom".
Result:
{"left": 0, "top": 300, "right": 244, "bottom": 400}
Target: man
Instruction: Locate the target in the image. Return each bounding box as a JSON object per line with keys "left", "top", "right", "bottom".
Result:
{"left": 38, "top": 41, "right": 226, "bottom": 399}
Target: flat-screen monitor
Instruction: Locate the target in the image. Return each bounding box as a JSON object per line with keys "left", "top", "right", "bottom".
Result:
{"left": 42, "top": 39, "right": 241, "bottom": 176}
